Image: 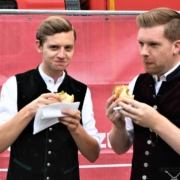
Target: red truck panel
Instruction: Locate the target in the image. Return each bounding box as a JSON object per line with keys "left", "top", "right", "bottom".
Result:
{"left": 16, "top": 0, "right": 65, "bottom": 9}
{"left": 107, "top": 0, "right": 180, "bottom": 10}
{"left": 89, "top": 0, "right": 180, "bottom": 10}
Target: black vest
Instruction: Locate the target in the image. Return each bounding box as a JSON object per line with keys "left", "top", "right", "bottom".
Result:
{"left": 7, "top": 67, "right": 87, "bottom": 180}
{"left": 131, "top": 66, "right": 180, "bottom": 180}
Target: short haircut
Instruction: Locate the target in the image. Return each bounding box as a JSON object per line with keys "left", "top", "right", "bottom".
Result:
{"left": 36, "top": 16, "right": 76, "bottom": 46}
{"left": 136, "top": 8, "right": 180, "bottom": 42}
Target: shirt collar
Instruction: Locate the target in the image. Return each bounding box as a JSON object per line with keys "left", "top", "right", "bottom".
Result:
{"left": 38, "top": 64, "right": 65, "bottom": 84}
{"left": 153, "top": 62, "right": 180, "bottom": 82}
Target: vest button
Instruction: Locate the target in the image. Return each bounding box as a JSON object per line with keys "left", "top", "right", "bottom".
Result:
{"left": 147, "top": 140, "right": 151, "bottom": 145}
{"left": 46, "top": 177, "right": 50, "bottom": 180}
{"left": 153, "top": 105, "right": 158, "bottom": 110}
{"left": 47, "top": 163, "right": 51, "bottom": 167}
{"left": 144, "top": 162, "right": 148, "bottom": 167}
{"left": 48, "top": 151, "right": 52, "bottom": 155}
{"left": 49, "top": 128, "right": 53, "bottom": 131}
{"left": 49, "top": 139, "right": 52, "bottom": 143}
{"left": 142, "top": 175, "right": 147, "bottom": 179}
{"left": 145, "top": 151, "right": 149, "bottom": 155}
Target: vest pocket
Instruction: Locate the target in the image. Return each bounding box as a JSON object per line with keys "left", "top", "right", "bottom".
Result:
{"left": 13, "top": 158, "right": 32, "bottom": 171}
{"left": 63, "top": 164, "right": 78, "bottom": 174}
{"left": 160, "top": 167, "right": 180, "bottom": 179}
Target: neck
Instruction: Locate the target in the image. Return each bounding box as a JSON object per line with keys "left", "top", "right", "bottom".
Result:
{"left": 40, "top": 64, "right": 63, "bottom": 83}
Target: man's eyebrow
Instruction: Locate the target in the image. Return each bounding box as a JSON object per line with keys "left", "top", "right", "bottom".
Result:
{"left": 137, "top": 39, "right": 160, "bottom": 44}
{"left": 148, "top": 40, "right": 161, "bottom": 44}
{"left": 66, "top": 43, "right": 74, "bottom": 46}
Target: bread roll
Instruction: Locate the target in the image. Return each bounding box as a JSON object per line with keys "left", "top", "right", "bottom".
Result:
{"left": 56, "top": 91, "right": 74, "bottom": 103}
{"left": 112, "top": 85, "right": 134, "bottom": 100}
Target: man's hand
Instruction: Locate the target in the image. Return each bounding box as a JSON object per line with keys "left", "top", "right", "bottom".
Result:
{"left": 106, "top": 95, "right": 133, "bottom": 154}
{"left": 59, "top": 110, "right": 81, "bottom": 133}
{"left": 27, "top": 93, "right": 60, "bottom": 118}
{"left": 106, "top": 95, "right": 126, "bottom": 129}
{"left": 118, "top": 98, "right": 159, "bottom": 130}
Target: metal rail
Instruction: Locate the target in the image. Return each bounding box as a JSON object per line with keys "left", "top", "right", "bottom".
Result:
{"left": 0, "top": 9, "right": 145, "bottom": 15}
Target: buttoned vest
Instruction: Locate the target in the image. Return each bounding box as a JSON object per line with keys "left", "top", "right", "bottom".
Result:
{"left": 7, "top": 67, "right": 87, "bottom": 180}
{"left": 131, "top": 66, "right": 180, "bottom": 180}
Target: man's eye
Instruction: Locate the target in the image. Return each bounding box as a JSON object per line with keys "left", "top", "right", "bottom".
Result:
{"left": 66, "top": 46, "right": 73, "bottom": 51}
{"left": 138, "top": 42, "right": 143, "bottom": 46}
{"left": 150, "top": 43, "right": 158, "bottom": 46}
{"left": 50, "top": 46, "right": 58, "bottom": 50}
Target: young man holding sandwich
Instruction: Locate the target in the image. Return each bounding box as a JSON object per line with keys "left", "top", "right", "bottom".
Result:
{"left": 0, "top": 16, "right": 100, "bottom": 180}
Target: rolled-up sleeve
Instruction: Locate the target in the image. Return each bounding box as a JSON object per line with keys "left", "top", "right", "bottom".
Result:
{"left": 125, "top": 75, "right": 139, "bottom": 144}
{"left": 0, "top": 76, "right": 17, "bottom": 125}
{"left": 81, "top": 88, "right": 100, "bottom": 146}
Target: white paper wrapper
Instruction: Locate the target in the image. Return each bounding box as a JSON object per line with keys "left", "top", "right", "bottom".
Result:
{"left": 33, "top": 102, "right": 80, "bottom": 134}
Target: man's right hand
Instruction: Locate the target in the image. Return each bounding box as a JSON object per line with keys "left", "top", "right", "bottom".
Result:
{"left": 27, "top": 93, "right": 60, "bottom": 117}
{"left": 106, "top": 95, "right": 126, "bottom": 130}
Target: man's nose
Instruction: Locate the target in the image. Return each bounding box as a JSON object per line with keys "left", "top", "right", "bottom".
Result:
{"left": 57, "top": 49, "right": 65, "bottom": 58}
{"left": 140, "top": 45, "right": 149, "bottom": 56}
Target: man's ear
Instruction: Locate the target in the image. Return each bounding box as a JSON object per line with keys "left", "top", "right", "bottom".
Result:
{"left": 36, "top": 40, "right": 42, "bottom": 53}
{"left": 173, "top": 40, "right": 180, "bottom": 54}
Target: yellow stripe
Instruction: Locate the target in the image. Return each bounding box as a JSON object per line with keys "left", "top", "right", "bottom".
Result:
{"left": 110, "top": 0, "right": 115, "bottom": 10}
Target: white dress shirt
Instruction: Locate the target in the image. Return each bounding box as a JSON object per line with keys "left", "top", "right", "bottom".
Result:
{"left": 0, "top": 65, "right": 100, "bottom": 145}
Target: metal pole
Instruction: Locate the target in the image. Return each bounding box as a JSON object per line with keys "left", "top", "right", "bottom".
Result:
{"left": 0, "top": 9, "right": 146, "bottom": 15}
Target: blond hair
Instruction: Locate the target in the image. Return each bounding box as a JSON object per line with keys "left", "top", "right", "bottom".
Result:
{"left": 136, "top": 8, "right": 180, "bottom": 42}
{"left": 36, "top": 16, "right": 76, "bottom": 46}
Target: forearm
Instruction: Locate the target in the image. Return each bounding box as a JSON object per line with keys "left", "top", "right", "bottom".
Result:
{"left": 0, "top": 105, "right": 34, "bottom": 153}
{"left": 153, "top": 115, "right": 180, "bottom": 155}
{"left": 109, "top": 125, "right": 132, "bottom": 155}
{"left": 71, "top": 124, "right": 100, "bottom": 163}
